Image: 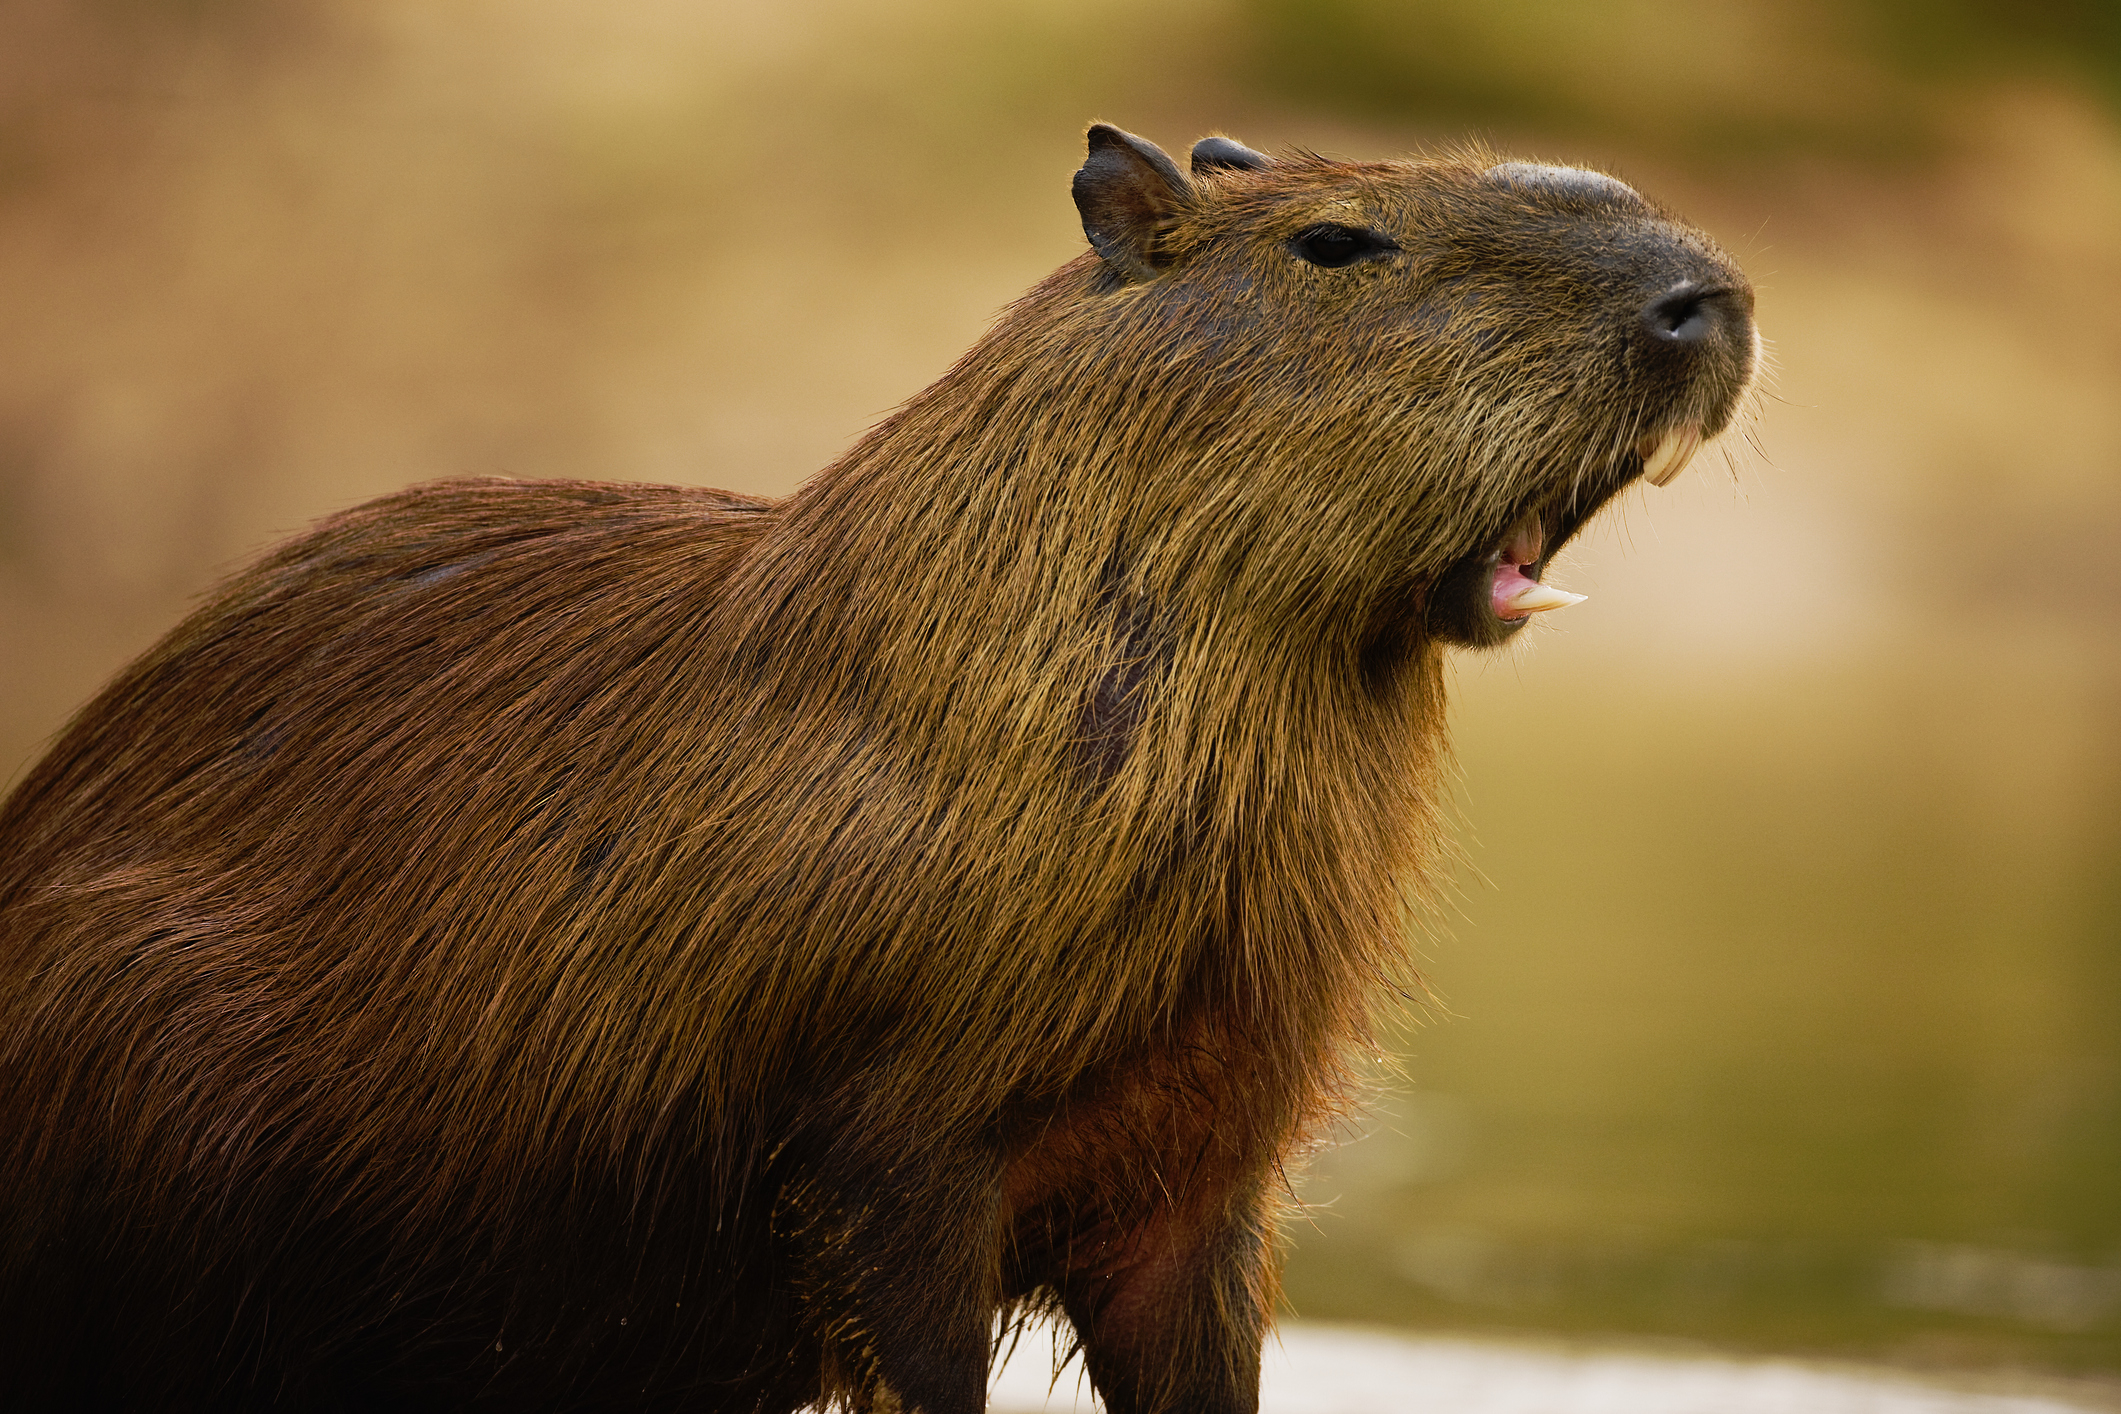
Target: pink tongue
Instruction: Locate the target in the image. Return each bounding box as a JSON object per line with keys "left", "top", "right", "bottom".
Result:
{"left": 1491, "top": 561, "right": 1540, "bottom": 620}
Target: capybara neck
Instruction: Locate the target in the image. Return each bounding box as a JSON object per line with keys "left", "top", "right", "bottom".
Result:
{"left": 729, "top": 256, "right": 1462, "bottom": 1121}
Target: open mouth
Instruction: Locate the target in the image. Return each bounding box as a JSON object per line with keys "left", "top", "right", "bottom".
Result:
{"left": 1489, "top": 514, "right": 1585, "bottom": 621}
{"left": 1427, "top": 422, "right": 1708, "bottom": 648}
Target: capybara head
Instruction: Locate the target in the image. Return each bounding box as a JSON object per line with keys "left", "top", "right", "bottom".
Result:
{"left": 1000, "top": 125, "right": 1759, "bottom": 655}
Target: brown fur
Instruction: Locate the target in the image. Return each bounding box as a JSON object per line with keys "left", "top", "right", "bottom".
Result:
{"left": 0, "top": 127, "right": 1755, "bottom": 1413}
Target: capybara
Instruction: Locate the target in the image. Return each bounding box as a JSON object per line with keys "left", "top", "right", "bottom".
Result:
{"left": 0, "top": 125, "right": 1757, "bottom": 1412}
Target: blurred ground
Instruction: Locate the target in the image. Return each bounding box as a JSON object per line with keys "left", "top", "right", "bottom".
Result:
{"left": 2, "top": 0, "right": 2117, "bottom": 1383}
{"left": 988, "top": 1321, "right": 2121, "bottom": 1413}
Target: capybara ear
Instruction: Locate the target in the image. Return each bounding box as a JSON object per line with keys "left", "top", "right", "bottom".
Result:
{"left": 1190, "top": 135, "right": 1272, "bottom": 177}
{"left": 1072, "top": 123, "right": 1191, "bottom": 282}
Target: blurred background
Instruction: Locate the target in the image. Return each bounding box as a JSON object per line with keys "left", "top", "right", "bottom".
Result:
{"left": 2, "top": 0, "right": 2116, "bottom": 1388}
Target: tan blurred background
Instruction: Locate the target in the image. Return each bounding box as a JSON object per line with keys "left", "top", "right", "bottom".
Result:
{"left": 3, "top": 0, "right": 2117, "bottom": 1384}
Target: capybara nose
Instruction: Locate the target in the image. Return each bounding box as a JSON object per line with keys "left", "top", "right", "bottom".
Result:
{"left": 1638, "top": 280, "right": 1744, "bottom": 351}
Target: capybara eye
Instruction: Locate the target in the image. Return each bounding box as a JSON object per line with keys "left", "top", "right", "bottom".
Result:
{"left": 1289, "top": 223, "right": 1397, "bottom": 268}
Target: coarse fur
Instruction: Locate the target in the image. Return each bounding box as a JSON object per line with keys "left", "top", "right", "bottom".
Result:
{"left": 0, "top": 127, "right": 1757, "bottom": 1413}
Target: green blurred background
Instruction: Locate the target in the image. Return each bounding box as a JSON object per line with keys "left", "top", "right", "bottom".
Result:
{"left": 2, "top": 0, "right": 2117, "bottom": 1384}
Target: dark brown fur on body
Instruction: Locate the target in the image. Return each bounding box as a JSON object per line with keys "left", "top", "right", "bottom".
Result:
{"left": 0, "top": 127, "right": 1756, "bottom": 1412}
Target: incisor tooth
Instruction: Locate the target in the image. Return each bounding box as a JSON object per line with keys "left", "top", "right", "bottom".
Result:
{"left": 1500, "top": 581, "right": 1588, "bottom": 616}
{"left": 1640, "top": 424, "right": 1704, "bottom": 487}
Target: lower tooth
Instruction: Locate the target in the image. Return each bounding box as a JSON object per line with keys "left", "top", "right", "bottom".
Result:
{"left": 1501, "top": 582, "right": 1588, "bottom": 616}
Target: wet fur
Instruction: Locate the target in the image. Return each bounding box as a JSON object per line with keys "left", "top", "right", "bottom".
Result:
{"left": 0, "top": 133, "right": 1752, "bottom": 1412}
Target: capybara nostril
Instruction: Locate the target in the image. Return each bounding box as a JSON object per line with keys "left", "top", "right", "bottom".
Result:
{"left": 1639, "top": 280, "right": 1733, "bottom": 347}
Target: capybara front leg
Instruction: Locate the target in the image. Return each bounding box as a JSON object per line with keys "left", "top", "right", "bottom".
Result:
{"left": 782, "top": 1145, "right": 1003, "bottom": 1414}
{"left": 1060, "top": 1176, "right": 1274, "bottom": 1414}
